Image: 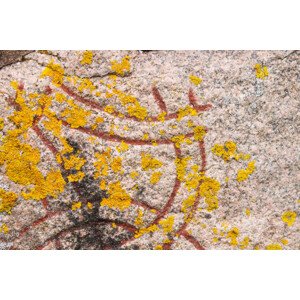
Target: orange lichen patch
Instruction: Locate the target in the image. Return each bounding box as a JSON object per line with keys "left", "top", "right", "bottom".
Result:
{"left": 245, "top": 208, "right": 251, "bottom": 217}
{"left": 189, "top": 75, "right": 202, "bottom": 86}
{"left": 157, "top": 112, "right": 166, "bottom": 122}
{"left": 54, "top": 92, "right": 67, "bottom": 103}
{"left": 0, "top": 134, "right": 66, "bottom": 200}
{"left": 87, "top": 202, "right": 93, "bottom": 210}
{"left": 199, "top": 177, "right": 221, "bottom": 211}
{"left": 77, "top": 78, "right": 97, "bottom": 93}
{"left": 181, "top": 193, "right": 196, "bottom": 221}
{"left": 100, "top": 180, "right": 106, "bottom": 190}
{"left": 134, "top": 208, "right": 144, "bottom": 227}
{"left": 155, "top": 245, "right": 163, "bottom": 250}
{"left": 40, "top": 60, "right": 65, "bottom": 86}
{"left": 111, "top": 55, "right": 131, "bottom": 76}
{"left": 193, "top": 126, "right": 206, "bottom": 141}
{"left": 0, "top": 223, "right": 9, "bottom": 234}
{"left": 111, "top": 157, "right": 123, "bottom": 173}
{"left": 72, "top": 201, "right": 82, "bottom": 211}
{"left": 127, "top": 102, "right": 148, "bottom": 120}
{"left": 159, "top": 216, "right": 175, "bottom": 234}
{"left": 150, "top": 172, "right": 162, "bottom": 184}
{"left": 80, "top": 51, "right": 93, "bottom": 65}
{"left": 116, "top": 141, "right": 129, "bottom": 153}
{"left": 0, "top": 189, "right": 18, "bottom": 214}
{"left": 236, "top": 161, "right": 256, "bottom": 182}
{"left": 61, "top": 101, "right": 91, "bottom": 128}
{"left": 141, "top": 153, "right": 163, "bottom": 171}
{"left": 265, "top": 244, "right": 282, "bottom": 250}
{"left": 63, "top": 155, "right": 86, "bottom": 170}
{"left": 67, "top": 171, "right": 85, "bottom": 183}
{"left": 281, "top": 211, "right": 297, "bottom": 227}
{"left": 101, "top": 181, "right": 131, "bottom": 211}
{"left": 254, "top": 64, "right": 269, "bottom": 79}
{"left": 94, "top": 149, "right": 112, "bottom": 178}
{"left": 177, "top": 106, "right": 197, "bottom": 121}
{"left": 281, "top": 239, "right": 289, "bottom": 245}
{"left": 227, "top": 227, "right": 239, "bottom": 246}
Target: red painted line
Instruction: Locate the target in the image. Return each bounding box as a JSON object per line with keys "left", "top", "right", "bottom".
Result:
{"left": 188, "top": 88, "right": 212, "bottom": 111}
{"left": 32, "top": 124, "right": 59, "bottom": 155}
{"left": 180, "top": 230, "right": 205, "bottom": 250}
{"left": 152, "top": 86, "right": 168, "bottom": 113}
{"left": 34, "top": 218, "right": 137, "bottom": 250}
{"left": 60, "top": 84, "right": 211, "bottom": 123}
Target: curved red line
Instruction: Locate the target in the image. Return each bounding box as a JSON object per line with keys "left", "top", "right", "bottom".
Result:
{"left": 152, "top": 86, "right": 168, "bottom": 113}
{"left": 60, "top": 84, "right": 211, "bottom": 123}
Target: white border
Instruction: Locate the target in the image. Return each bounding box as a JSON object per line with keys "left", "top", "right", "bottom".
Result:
{"left": 0, "top": 251, "right": 299, "bottom": 300}
{"left": 0, "top": 0, "right": 299, "bottom": 49}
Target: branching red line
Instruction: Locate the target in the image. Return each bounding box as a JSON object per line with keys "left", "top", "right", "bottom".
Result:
{"left": 161, "top": 139, "right": 207, "bottom": 250}
{"left": 152, "top": 86, "right": 168, "bottom": 113}
{"left": 60, "top": 84, "right": 210, "bottom": 123}
{"left": 180, "top": 230, "right": 205, "bottom": 250}
{"left": 188, "top": 88, "right": 212, "bottom": 111}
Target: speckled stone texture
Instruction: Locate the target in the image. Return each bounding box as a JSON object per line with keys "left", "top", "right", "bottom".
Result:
{"left": 0, "top": 50, "right": 299, "bottom": 250}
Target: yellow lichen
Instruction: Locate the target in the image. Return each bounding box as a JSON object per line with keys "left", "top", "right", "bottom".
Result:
{"left": 134, "top": 208, "right": 144, "bottom": 227}
{"left": 116, "top": 141, "right": 129, "bottom": 153}
{"left": 227, "top": 227, "right": 239, "bottom": 246}
{"left": 265, "top": 244, "right": 282, "bottom": 250}
{"left": 159, "top": 216, "right": 175, "bottom": 234}
{"left": 281, "top": 211, "right": 297, "bottom": 227}
{"left": 134, "top": 224, "right": 159, "bottom": 238}
{"left": 101, "top": 181, "right": 131, "bottom": 211}
{"left": 175, "top": 156, "right": 191, "bottom": 182}
{"left": 80, "top": 51, "right": 93, "bottom": 65}
{"left": 171, "top": 135, "right": 186, "bottom": 148}
{"left": 67, "top": 171, "right": 85, "bottom": 183}
{"left": 127, "top": 103, "right": 148, "bottom": 120}
{"left": 245, "top": 208, "right": 251, "bottom": 217}
{"left": 0, "top": 118, "right": 4, "bottom": 130}
{"left": 193, "top": 126, "right": 206, "bottom": 141}
{"left": 150, "top": 172, "right": 162, "bottom": 184}
{"left": 40, "top": 61, "right": 65, "bottom": 86}
{"left": 177, "top": 106, "right": 197, "bottom": 121}
{"left": 199, "top": 177, "right": 221, "bottom": 211}
{"left": 236, "top": 161, "right": 256, "bottom": 182}
{"left": 189, "top": 75, "right": 202, "bottom": 86}
{"left": 111, "top": 55, "right": 131, "bottom": 76}
{"left": 254, "top": 64, "right": 269, "bottom": 79}
{"left": 61, "top": 101, "right": 91, "bottom": 128}
{"left": 0, "top": 223, "right": 9, "bottom": 234}
{"left": 0, "top": 189, "right": 18, "bottom": 214}
{"left": 72, "top": 201, "right": 82, "bottom": 211}
{"left": 130, "top": 171, "right": 139, "bottom": 179}
{"left": 141, "top": 153, "right": 163, "bottom": 171}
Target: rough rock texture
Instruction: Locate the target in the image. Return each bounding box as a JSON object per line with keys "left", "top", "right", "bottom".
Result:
{"left": 0, "top": 50, "right": 299, "bottom": 250}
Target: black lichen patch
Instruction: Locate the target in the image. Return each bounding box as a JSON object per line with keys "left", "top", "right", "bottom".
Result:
{"left": 75, "top": 175, "right": 107, "bottom": 203}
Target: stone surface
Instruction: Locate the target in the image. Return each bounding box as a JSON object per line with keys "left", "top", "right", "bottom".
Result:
{"left": 0, "top": 50, "right": 299, "bottom": 250}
